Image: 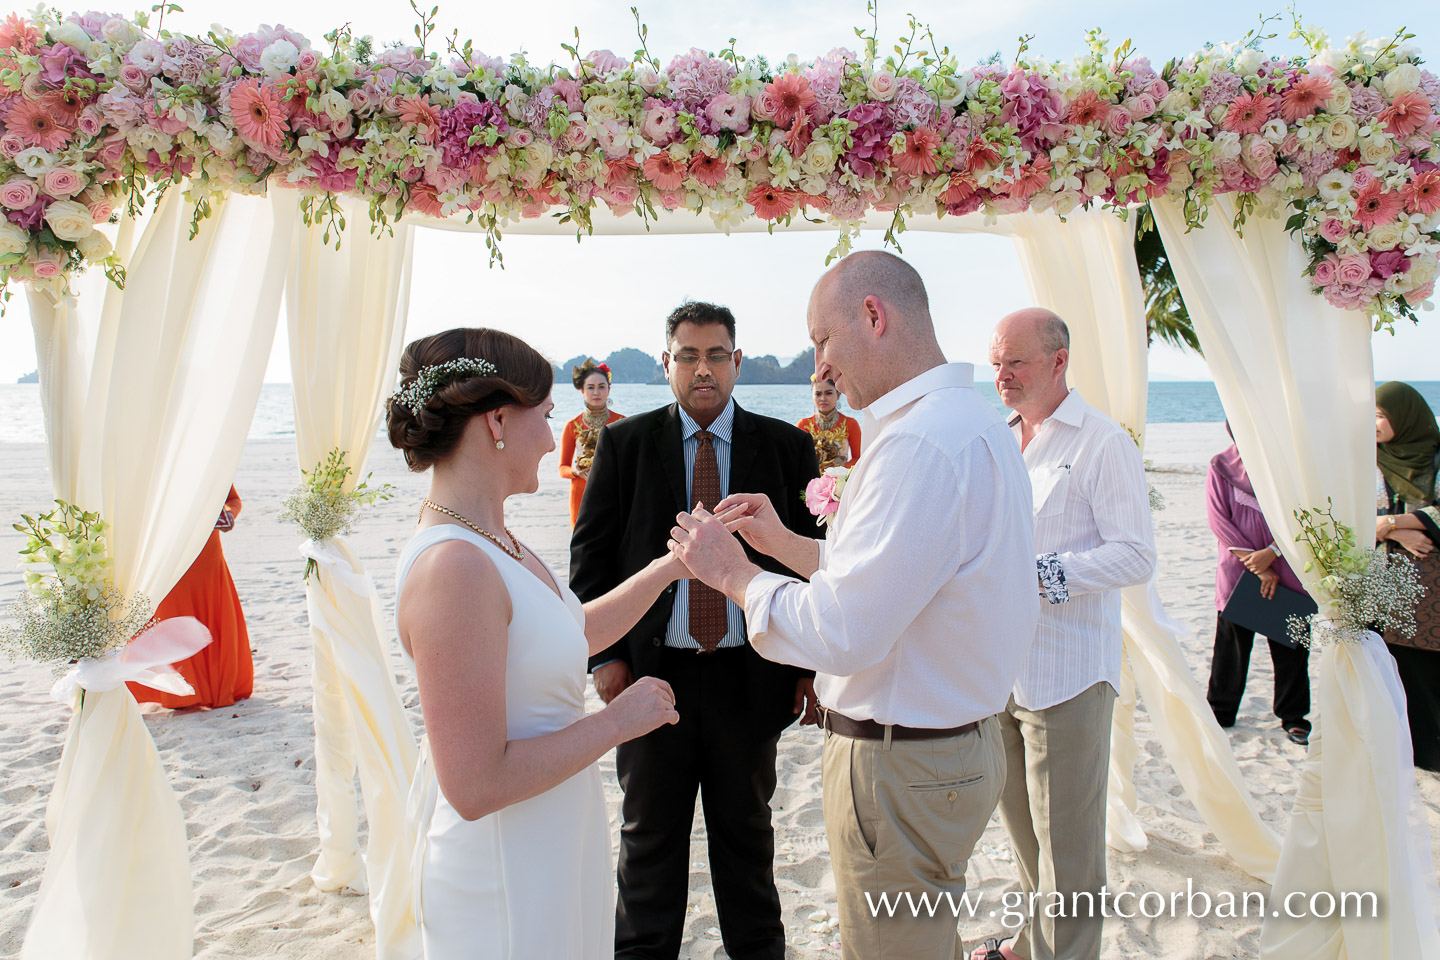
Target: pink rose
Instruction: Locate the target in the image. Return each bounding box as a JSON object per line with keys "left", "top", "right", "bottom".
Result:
{"left": 562, "top": 122, "right": 591, "bottom": 150}
{"left": 805, "top": 474, "right": 840, "bottom": 517}
{"left": 30, "top": 250, "right": 62, "bottom": 279}
{"left": 1319, "top": 218, "right": 1348, "bottom": 244}
{"left": 706, "top": 93, "right": 751, "bottom": 133}
{"left": 1148, "top": 78, "right": 1170, "bottom": 100}
{"left": 296, "top": 49, "right": 319, "bottom": 72}
{"left": 1337, "top": 253, "right": 1373, "bottom": 286}
{"left": 1105, "top": 107, "right": 1133, "bottom": 137}
{"left": 1, "top": 177, "right": 39, "bottom": 210}
{"left": 42, "top": 168, "right": 85, "bottom": 199}
{"left": 1, "top": 134, "right": 27, "bottom": 158}
{"left": 118, "top": 63, "right": 148, "bottom": 90}
{"left": 1404, "top": 281, "right": 1435, "bottom": 306}
{"left": 76, "top": 108, "right": 103, "bottom": 138}
{"left": 88, "top": 199, "right": 114, "bottom": 223}
{"left": 1351, "top": 166, "right": 1377, "bottom": 191}
{"left": 1124, "top": 93, "right": 1157, "bottom": 118}
{"left": 349, "top": 87, "right": 377, "bottom": 114}
{"left": 1240, "top": 135, "right": 1277, "bottom": 179}
{"left": 1313, "top": 253, "right": 1340, "bottom": 286}
{"left": 506, "top": 128, "right": 534, "bottom": 148}
{"left": 641, "top": 99, "right": 679, "bottom": 143}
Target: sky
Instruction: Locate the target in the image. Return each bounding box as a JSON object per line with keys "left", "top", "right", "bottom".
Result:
{"left": 2, "top": 0, "right": 1438, "bottom": 383}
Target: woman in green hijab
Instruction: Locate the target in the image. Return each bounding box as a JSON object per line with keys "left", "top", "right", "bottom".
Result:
{"left": 1374, "top": 380, "right": 1440, "bottom": 771}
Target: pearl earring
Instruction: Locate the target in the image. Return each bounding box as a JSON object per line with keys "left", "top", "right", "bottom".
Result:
{"left": 495, "top": 440, "right": 505, "bottom": 450}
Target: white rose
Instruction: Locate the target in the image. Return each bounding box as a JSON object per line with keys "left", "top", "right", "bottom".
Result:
{"left": 1052, "top": 190, "right": 1082, "bottom": 215}
{"left": 317, "top": 90, "right": 350, "bottom": 123}
{"left": 102, "top": 18, "right": 137, "bottom": 46}
{"left": 798, "top": 173, "right": 827, "bottom": 195}
{"left": 932, "top": 74, "right": 966, "bottom": 108}
{"left": 866, "top": 70, "right": 898, "bottom": 102}
{"left": 51, "top": 21, "right": 93, "bottom": 52}
{"left": 76, "top": 230, "right": 112, "bottom": 260}
{"left": 520, "top": 140, "right": 553, "bottom": 186}
{"left": 259, "top": 39, "right": 299, "bottom": 78}
{"left": 584, "top": 96, "right": 620, "bottom": 123}
{"left": 1322, "top": 115, "right": 1358, "bottom": 150}
{"left": 1028, "top": 190, "right": 1055, "bottom": 212}
{"left": 43, "top": 199, "right": 95, "bottom": 242}
{"left": 1359, "top": 135, "right": 1393, "bottom": 165}
{"left": 1367, "top": 221, "right": 1405, "bottom": 251}
{"left": 1234, "top": 48, "right": 1262, "bottom": 75}
{"left": 1167, "top": 163, "right": 1195, "bottom": 193}
{"left": 799, "top": 140, "right": 837, "bottom": 177}
{"left": 1408, "top": 255, "right": 1438, "bottom": 286}
{"left": 0, "top": 221, "right": 29, "bottom": 257}
{"left": 1083, "top": 169, "right": 1111, "bottom": 196}
{"left": 1382, "top": 64, "right": 1422, "bottom": 98}
{"left": 1312, "top": 47, "right": 1348, "bottom": 73}
{"left": 1211, "top": 130, "right": 1242, "bottom": 162}
{"left": 1327, "top": 83, "right": 1352, "bottom": 115}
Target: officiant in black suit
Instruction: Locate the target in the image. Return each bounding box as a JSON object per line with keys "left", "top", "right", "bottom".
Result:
{"left": 569, "top": 301, "right": 821, "bottom": 960}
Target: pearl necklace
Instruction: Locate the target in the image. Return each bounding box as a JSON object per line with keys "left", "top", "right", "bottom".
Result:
{"left": 419, "top": 499, "right": 525, "bottom": 561}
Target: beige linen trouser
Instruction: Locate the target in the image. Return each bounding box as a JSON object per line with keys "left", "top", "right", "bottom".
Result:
{"left": 821, "top": 714, "right": 1006, "bottom": 960}
{"left": 996, "top": 682, "right": 1117, "bottom": 960}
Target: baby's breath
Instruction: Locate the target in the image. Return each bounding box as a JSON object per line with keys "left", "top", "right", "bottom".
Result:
{"left": 1286, "top": 500, "right": 1425, "bottom": 647}
{"left": 278, "top": 449, "right": 396, "bottom": 579}
{"left": 0, "top": 501, "right": 154, "bottom": 669}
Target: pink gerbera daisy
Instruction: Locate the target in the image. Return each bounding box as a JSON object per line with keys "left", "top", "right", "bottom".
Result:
{"left": 41, "top": 87, "right": 88, "bottom": 127}
{"left": 230, "top": 79, "right": 289, "bottom": 152}
{"left": 1352, "top": 180, "right": 1404, "bottom": 231}
{"left": 688, "top": 153, "right": 728, "bottom": 189}
{"left": 1222, "top": 92, "right": 1274, "bottom": 136}
{"left": 747, "top": 183, "right": 798, "bottom": 220}
{"left": 642, "top": 153, "right": 685, "bottom": 191}
{"left": 1380, "top": 91, "right": 1432, "bottom": 138}
{"left": 941, "top": 172, "right": 978, "bottom": 205}
{"left": 1008, "top": 153, "right": 1053, "bottom": 201}
{"left": 891, "top": 128, "right": 942, "bottom": 177}
{"left": 398, "top": 94, "right": 439, "bottom": 143}
{"left": 1066, "top": 90, "right": 1112, "bottom": 127}
{"left": 5, "top": 98, "right": 71, "bottom": 151}
{"left": 966, "top": 138, "right": 1001, "bottom": 173}
{"left": 0, "top": 13, "right": 41, "bottom": 55}
{"left": 405, "top": 182, "right": 446, "bottom": 218}
{"left": 1401, "top": 170, "right": 1440, "bottom": 216}
{"left": 763, "top": 74, "right": 817, "bottom": 129}
{"left": 1278, "top": 74, "right": 1332, "bottom": 123}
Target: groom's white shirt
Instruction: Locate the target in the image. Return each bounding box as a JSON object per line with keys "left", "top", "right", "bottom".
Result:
{"left": 743, "top": 362, "right": 1039, "bottom": 728}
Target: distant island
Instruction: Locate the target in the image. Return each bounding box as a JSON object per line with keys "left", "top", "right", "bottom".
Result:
{"left": 553, "top": 348, "right": 816, "bottom": 386}
{"left": 18, "top": 370, "right": 38, "bottom": 384}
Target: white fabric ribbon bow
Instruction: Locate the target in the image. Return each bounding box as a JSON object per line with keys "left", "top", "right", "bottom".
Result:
{"left": 49, "top": 616, "right": 212, "bottom": 703}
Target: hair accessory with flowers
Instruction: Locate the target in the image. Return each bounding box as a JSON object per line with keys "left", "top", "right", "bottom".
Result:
{"left": 390, "top": 358, "right": 498, "bottom": 416}
{"left": 596, "top": 362, "right": 612, "bottom": 380}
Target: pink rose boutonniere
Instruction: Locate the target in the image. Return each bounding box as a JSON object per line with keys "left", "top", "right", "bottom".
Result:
{"left": 804, "top": 466, "right": 851, "bottom": 527}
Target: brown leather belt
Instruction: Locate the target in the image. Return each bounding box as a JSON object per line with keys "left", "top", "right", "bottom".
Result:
{"left": 822, "top": 709, "right": 979, "bottom": 741}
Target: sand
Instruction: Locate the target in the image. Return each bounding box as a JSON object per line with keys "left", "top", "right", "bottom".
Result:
{"left": 1, "top": 422, "right": 1438, "bottom": 958}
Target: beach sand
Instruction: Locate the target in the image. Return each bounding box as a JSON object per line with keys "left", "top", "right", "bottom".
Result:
{"left": 2, "top": 422, "right": 1438, "bottom": 958}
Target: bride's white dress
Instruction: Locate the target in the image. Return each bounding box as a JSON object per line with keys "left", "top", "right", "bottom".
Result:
{"left": 397, "top": 524, "right": 613, "bottom": 959}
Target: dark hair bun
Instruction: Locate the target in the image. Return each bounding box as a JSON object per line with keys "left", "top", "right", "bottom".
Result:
{"left": 387, "top": 327, "right": 553, "bottom": 471}
{"left": 571, "top": 357, "right": 609, "bottom": 390}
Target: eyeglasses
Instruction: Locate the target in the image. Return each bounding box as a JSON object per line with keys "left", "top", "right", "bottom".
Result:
{"left": 668, "top": 350, "right": 735, "bottom": 367}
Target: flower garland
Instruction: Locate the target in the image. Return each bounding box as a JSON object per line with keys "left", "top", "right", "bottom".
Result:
{"left": 1286, "top": 499, "right": 1425, "bottom": 645}
{"left": 0, "top": 9, "right": 1438, "bottom": 327}
{"left": 277, "top": 448, "right": 395, "bottom": 580}
{"left": 0, "top": 499, "right": 153, "bottom": 669}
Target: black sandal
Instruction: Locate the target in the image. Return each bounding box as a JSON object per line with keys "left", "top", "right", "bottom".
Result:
{"left": 975, "top": 935, "right": 1014, "bottom": 960}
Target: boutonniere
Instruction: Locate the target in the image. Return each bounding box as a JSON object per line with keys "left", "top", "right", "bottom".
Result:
{"left": 803, "top": 466, "right": 852, "bottom": 527}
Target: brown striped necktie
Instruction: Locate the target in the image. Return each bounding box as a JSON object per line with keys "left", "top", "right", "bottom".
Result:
{"left": 689, "top": 429, "right": 727, "bottom": 653}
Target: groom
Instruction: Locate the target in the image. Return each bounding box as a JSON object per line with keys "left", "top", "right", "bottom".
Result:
{"left": 570, "top": 300, "right": 821, "bottom": 960}
{"left": 670, "top": 252, "right": 1040, "bottom": 959}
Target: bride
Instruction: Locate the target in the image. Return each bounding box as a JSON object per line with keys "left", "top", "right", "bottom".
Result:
{"left": 387, "top": 328, "right": 682, "bottom": 959}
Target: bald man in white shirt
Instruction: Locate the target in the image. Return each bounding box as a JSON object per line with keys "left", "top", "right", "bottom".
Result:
{"left": 984, "top": 308, "right": 1157, "bottom": 960}
{"left": 668, "top": 251, "right": 1040, "bottom": 960}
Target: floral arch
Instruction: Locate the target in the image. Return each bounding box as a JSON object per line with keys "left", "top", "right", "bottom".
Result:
{"left": 4, "top": 7, "right": 1440, "bottom": 960}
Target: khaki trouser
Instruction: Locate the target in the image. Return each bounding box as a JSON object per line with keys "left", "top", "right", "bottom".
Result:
{"left": 996, "top": 682, "right": 1117, "bottom": 960}
{"left": 821, "top": 715, "right": 1006, "bottom": 960}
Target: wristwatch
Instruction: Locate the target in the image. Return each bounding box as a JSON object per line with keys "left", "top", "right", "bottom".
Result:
{"left": 1387, "top": 516, "right": 1398, "bottom": 535}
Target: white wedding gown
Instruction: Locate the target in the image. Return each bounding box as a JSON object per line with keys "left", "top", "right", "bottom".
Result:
{"left": 397, "top": 524, "right": 613, "bottom": 959}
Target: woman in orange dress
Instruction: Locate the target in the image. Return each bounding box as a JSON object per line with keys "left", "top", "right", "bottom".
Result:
{"left": 796, "top": 376, "right": 861, "bottom": 470}
{"left": 559, "top": 359, "right": 624, "bottom": 526}
{"left": 128, "top": 485, "right": 253, "bottom": 708}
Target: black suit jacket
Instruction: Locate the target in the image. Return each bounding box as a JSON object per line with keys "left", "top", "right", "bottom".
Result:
{"left": 569, "top": 401, "right": 821, "bottom": 739}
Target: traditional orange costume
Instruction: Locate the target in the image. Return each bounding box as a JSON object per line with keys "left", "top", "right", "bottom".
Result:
{"left": 796, "top": 412, "right": 862, "bottom": 469}
{"left": 560, "top": 409, "right": 625, "bottom": 525}
{"left": 128, "top": 485, "right": 253, "bottom": 708}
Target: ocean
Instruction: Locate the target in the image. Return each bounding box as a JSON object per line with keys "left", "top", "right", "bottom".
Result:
{"left": 3, "top": 380, "right": 1438, "bottom": 445}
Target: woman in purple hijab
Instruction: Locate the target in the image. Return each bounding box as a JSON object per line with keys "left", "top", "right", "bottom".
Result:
{"left": 1205, "top": 425, "right": 1312, "bottom": 745}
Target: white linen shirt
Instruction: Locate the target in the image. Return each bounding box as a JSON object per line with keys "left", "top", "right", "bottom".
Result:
{"left": 1010, "top": 388, "right": 1157, "bottom": 711}
{"left": 743, "top": 363, "right": 1040, "bottom": 728}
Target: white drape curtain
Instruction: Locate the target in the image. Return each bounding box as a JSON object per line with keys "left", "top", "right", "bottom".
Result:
{"left": 1005, "top": 208, "right": 1283, "bottom": 881}
{"left": 1152, "top": 195, "right": 1440, "bottom": 959}
{"left": 22, "top": 187, "right": 296, "bottom": 960}
{"left": 287, "top": 199, "right": 420, "bottom": 960}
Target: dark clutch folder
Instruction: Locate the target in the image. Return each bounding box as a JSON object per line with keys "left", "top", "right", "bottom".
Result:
{"left": 1221, "top": 570, "right": 1317, "bottom": 649}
